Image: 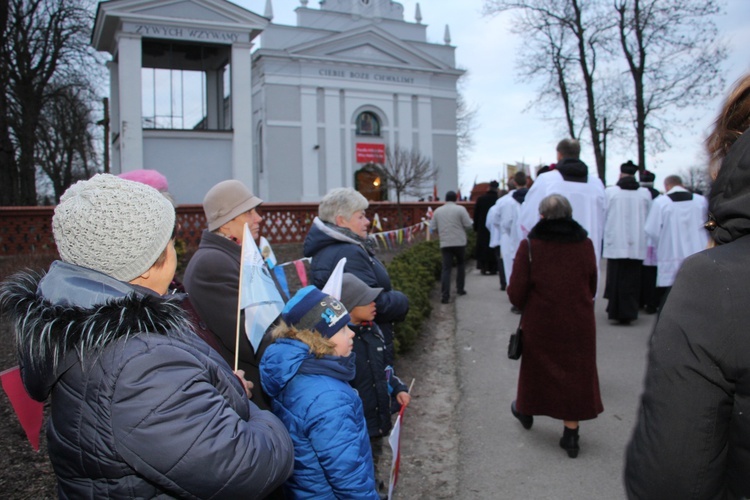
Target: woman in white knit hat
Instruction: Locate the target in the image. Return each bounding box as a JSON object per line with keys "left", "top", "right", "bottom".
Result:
{"left": 0, "top": 174, "right": 293, "bottom": 498}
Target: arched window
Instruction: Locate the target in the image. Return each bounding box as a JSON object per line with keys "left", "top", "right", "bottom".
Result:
{"left": 356, "top": 111, "right": 381, "bottom": 137}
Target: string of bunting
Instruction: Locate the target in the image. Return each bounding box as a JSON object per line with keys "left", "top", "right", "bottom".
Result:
{"left": 270, "top": 257, "right": 311, "bottom": 299}
{"left": 367, "top": 220, "right": 430, "bottom": 250}
{"left": 268, "top": 211, "right": 433, "bottom": 298}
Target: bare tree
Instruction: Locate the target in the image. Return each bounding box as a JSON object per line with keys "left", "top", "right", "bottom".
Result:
{"left": 0, "top": 0, "right": 17, "bottom": 205}
{"left": 515, "top": 11, "right": 582, "bottom": 139}
{"left": 1, "top": 0, "right": 100, "bottom": 205}
{"left": 484, "top": 0, "right": 616, "bottom": 183}
{"left": 36, "top": 81, "right": 98, "bottom": 203}
{"left": 680, "top": 165, "right": 711, "bottom": 196}
{"left": 379, "top": 146, "right": 437, "bottom": 225}
{"left": 456, "top": 74, "right": 478, "bottom": 170}
{"left": 615, "top": 0, "right": 726, "bottom": 172}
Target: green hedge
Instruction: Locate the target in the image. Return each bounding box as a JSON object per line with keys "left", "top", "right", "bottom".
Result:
{"left": 386, "top": 230, "right": 475, "bottom": 354}
{"left": 386, "top": 240, "right": 441, "bottom": 354}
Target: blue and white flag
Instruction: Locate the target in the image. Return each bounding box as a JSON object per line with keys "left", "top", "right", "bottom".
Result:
{"left": 239, "top": 224, "right": 285, "bottom": 352}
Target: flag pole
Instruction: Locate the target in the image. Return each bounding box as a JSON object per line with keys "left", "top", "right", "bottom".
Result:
{"left": 234, "top": 224, "right": 248, "bottom": 372}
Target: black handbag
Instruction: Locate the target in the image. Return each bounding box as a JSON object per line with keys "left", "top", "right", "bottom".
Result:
{"left": 507, "top": 325, "right": 523, "bottom": 360}
{"left": 507, "top": 239, "right": 530, "bottom": 360}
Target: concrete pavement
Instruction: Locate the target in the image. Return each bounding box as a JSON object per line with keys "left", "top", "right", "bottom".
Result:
{"left": 452, "top": 262, "right": 656, "bottom": 498}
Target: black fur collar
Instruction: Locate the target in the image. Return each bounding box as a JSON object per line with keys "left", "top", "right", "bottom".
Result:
{"left": 528, "top": 218, "right": 589, "bottom": 243}
{"left": 0, "top": 269, "right": 191, "bottom": 376}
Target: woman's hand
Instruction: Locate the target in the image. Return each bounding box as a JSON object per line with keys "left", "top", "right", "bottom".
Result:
{"left": 234, "top": 369, "right": 254, "bottom": 399}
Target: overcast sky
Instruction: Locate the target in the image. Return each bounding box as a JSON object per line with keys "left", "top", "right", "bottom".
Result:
{"left": 242, "top": 0, "right": 750, "bottom": 191}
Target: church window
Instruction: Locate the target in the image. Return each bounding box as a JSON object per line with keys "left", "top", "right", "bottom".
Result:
{"left": 356, "top": 111, "right": 381, "bottom": 137}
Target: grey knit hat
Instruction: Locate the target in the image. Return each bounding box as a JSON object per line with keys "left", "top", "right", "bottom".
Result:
{"left": 203, "top": 180, "right": 263, "bottom": 231}
{"left": 52, "top": 174, "right": 176, "bottom": 282}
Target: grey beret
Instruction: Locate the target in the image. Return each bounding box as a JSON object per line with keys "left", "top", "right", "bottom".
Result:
{"left": 203, "top": 180, "right": 263, "bottom": 231}
{"left": 52, "top": 174, "right": 176, "bottom": 282}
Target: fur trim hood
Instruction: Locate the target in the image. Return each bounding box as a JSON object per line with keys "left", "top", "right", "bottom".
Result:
{"left": 260, "top": 338, "right": 356, "bottom": 399}
{"left": 0, "top": 261, "right": 191, "bottom": 400}
{"left": 303, "top": 217, "right": 375, "bottom": 257}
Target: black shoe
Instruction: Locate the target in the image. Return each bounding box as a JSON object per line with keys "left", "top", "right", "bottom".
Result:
{"left": 560, "top": 427, "right": 580, "bottom": 458}
{"left": 510, "top": 306, "right": 521, "bottom": 314}
{"left": 457, "top": 290, "right": 467, "bottom": 296}
{"left": 511, "top": 401, "right": 533, "bottom": 430}
{"left": 441, "top": 298, "right": 450, "bottom": 304}
{"left": 500, "top": 284, "right": 507, "bottom": 291}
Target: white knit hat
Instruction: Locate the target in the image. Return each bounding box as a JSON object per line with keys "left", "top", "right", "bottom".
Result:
{"left": 53, "top": 174, "right": 176, "bottom": 282}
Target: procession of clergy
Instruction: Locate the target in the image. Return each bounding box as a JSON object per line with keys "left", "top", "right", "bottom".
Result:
{"left": 486, "top": 138, "right": 709, "bottom": 323}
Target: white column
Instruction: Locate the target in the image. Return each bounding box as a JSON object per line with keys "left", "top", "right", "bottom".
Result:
{"left": 300, "top": 86, "right": 320, "bottom": 201}
{"left": 397, "top": 93, "right": 413, "bottom": 150}
{"left": 107, "top": 60, "right": 122, "bottom": 173}
{"left": 115, "top": 33, "right": 143, "bottom": 172}
{"left": 324, "top": 88, "right": 342, "bottom": 191}
{"left": 231, "top": 42, "right": 254, "bottom": 191}
{"left": 417, "top": 95, "right": 434, "bottom": 194}
{"left": 205, "top": 70, "right": 220, "bottom": 130}
{"left": 417, "top": 95, "right": 433, "bottom": 156}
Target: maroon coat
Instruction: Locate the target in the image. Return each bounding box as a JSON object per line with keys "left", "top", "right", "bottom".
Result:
{"left": 507, "top": 218, "right": 603, "bottom": 421}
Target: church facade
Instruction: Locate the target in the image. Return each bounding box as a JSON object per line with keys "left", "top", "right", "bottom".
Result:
{"left": 92, "top": 0, "right": 463, "bottom": 203}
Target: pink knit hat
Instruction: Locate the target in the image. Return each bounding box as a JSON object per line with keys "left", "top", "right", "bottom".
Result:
{"left": 118, "top": 169, "right": 169, "bottom": 192}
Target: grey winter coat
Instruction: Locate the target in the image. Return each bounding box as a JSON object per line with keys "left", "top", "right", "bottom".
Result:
{"left": 0, "top": 261, "right": 294, "bottom": 499}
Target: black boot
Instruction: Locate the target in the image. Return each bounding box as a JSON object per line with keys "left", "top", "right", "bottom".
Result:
{"left": 511, "top": 401, "right": 533, "bottom": 430}
{"left": 559, "top": 426, "right": 580, "bottom": 458}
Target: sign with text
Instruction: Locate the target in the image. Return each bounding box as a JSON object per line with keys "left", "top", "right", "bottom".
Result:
{"left": 123, "top": 22, "right": 249, "bottom": 44}
{"left": 356, "top": 143, "right": 385, "bottom": 164}
{"left": 318, "top": 67, "right": 416, "bottom": 85}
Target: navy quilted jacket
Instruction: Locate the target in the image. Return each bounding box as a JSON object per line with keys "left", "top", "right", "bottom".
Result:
{"left": 0, "top": 261, "right": 294, "bottom": 499}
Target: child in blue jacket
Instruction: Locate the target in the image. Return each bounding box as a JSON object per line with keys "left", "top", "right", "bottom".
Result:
{"left": 260, "top": 285, "right": 379, "bottom": 499}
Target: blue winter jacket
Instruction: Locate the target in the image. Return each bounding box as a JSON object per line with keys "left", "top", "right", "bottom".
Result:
{"left": 260, "top": 338, "right": 379, "bottom": 499}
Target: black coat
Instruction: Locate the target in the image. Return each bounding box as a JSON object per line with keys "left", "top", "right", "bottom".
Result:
{"left": 350, "top": 322, "right": 408, "bottom": 438}
{"left": 625, "top": 129, "right": 750, "bottom": 499}
{"left": 473, "top": 190, "right": 499, "bottom": 264}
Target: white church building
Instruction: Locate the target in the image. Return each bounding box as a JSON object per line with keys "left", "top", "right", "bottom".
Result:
{"left": 92, "top": 0, "right": 463, "bottom": 203}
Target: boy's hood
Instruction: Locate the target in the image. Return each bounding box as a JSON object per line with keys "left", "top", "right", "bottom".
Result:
{"left": 260, "top": 338, "right": 356, "bottom": 398}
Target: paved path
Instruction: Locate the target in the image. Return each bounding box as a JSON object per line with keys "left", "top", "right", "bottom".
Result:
{"left": 452, "top": 263, "right": 656, "bottom": 498}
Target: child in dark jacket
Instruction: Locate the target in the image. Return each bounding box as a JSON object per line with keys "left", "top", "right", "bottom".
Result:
{"left": 260, "top": 285, "right": 379, "bottom": 499}
{"left": 340, "top": 273, "right": 411, "bottom": 491}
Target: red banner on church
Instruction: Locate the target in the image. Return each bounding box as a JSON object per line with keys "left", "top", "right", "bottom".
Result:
{"left": 356, "top": 143, "right": 385, "bottom": 163}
